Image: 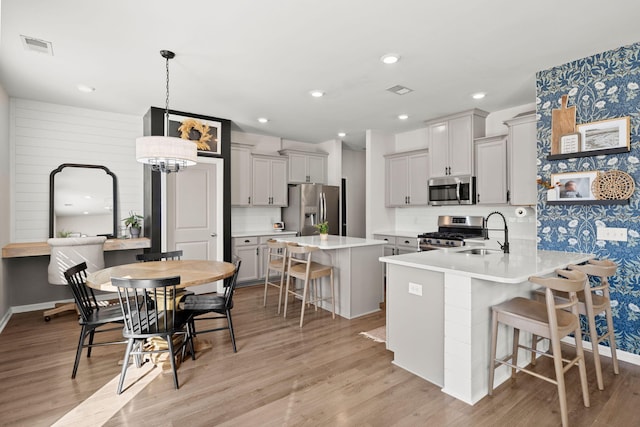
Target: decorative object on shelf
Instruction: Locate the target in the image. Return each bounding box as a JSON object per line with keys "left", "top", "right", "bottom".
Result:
{"left": 560, "top": 132, "right": 581, "bottom": 154}
{"left": 551, "top": 171, "right": 599, "bottom": 201}
{"left": 135, "top": 50, "right": 197, "bottom": 173}
{"left": 591, "top": 170, "right": 635, "bottom": 200}
{"left": 537, "top": 178, "right": 560, "bottom": 189}
{"left": 177, "top": 118, "right": 212, "bottom": 151}
{"left": 551, "top": 94, "right": 576, "bottom": 155}
{"left": 314, "top": 221, "right": 329, "bottom": 240}
{"left": 122, "top": 211, "right": 143, "bottom": 238}
{"left": 169, "top": 113, "right": 221, "bottom": 156}
{"left": 577, "top": 116, "right": 630, "bottom": 153}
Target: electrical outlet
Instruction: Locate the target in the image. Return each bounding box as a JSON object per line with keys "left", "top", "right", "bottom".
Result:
{"left": 408, "top": 282, "right": 422, "bottom": 296}
{"left": 597, "top": 227, "right": 628, "bottom": 242}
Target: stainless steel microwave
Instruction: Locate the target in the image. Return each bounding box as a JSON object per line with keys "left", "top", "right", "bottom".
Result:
{"left": 428, "top": 175, "right": 476, "bottom": 206}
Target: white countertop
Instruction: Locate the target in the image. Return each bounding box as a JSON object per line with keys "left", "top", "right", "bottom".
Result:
{"left": 379, "top": 247, "right": 594, "bottom": 284}
{"left": 232, "top": 230, "right": 298, "bottom": 238}
{"left": 276, "top": 235, "right": 387, "bottom": 250}
{"left": 372, "top": 230, "right": 420, "bottom": 238}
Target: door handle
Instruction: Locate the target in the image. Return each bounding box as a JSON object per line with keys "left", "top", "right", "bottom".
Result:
{"left": 211, "top": 233, "right": 217, "bottom": 237}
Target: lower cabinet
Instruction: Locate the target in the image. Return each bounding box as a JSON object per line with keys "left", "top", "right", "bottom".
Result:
{"left": 233, "top": 234, "right": 296, "bottom": 284}
{"left": 374, "top": 234, "right": 417, "bottom": 255}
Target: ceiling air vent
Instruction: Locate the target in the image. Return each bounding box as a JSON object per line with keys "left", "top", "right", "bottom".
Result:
{"left": 20, "top": 35, "right": 54, "bottom": 55}
{"left": 386, "top": 85, "right": 413, "bottom": 95}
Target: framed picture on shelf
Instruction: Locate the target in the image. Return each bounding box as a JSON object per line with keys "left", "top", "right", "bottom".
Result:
{"left": 577, "top": 117, "right": 630, "bottom": 153}
{"left": 168, "top": 113, "right": 222, "bottom": 156}
{"left": 560, "top": 132, "right": 581, "bottom": 154}
{"left": 551, "top": 171, "right": 599, "bottom": 201}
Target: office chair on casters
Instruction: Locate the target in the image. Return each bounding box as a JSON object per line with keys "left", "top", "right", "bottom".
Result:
{"left": 45, "top": 236, "right": 106, "bottom": 321}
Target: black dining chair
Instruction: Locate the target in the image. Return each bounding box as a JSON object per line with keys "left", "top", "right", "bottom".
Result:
{"left": 136, "top": 250, "right": 183, "bottom": 262}
{"left": 112, "top": 275, "right": 194, "bottom": 394}
{"left": 64, "top": 262, "right": 125, "bottom": 379}
{"left": 182, "top": 260, "right": 241, "bottom": 352}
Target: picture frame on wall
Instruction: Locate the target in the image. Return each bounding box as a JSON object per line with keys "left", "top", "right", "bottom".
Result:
{"left": 559, "top": 132, "right": 581, "bottom": 154}
{"left": 168, "top": 113, "right": 222, "bottom": 156}
{"left": 577, "top": 116, "right": 630, "bottom": 153}
{"left": 551, "top": 171, "right": 599, "bottom": 201}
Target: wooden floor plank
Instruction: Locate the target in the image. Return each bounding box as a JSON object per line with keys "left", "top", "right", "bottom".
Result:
{"left": 1, "top": 284, "right": 638, "bottom": 426}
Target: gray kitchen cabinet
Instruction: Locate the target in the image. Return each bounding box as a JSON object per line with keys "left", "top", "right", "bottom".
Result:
{"left": 232, "top": 236, "right": 260, "bottom": 283}
{"left": 279, "top": 149, "right": 327, "bottom": 184}
{"left": 505, "top": 112, "right": 537, "bottom": 206}
{"left": 427, "top": 109, "right": 488, "bottom": 178}
{"left": 384, "top": 149, "right": 429, "bottom": 207}
{"left": 251, "top": 154, "right": 288, "bottom": 206}
{"left": 231, "top": 144, "right": 252, "bottom": 206}
{"left": 374, "top": 234, "right": 417, "bottom": 255}
{"left": 474, "top": 135, "right": 508, "bottom": 204}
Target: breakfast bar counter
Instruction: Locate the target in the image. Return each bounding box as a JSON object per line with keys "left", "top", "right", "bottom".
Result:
{"left": 379, "top": 247, "right": 594, "bottom": 405}
{"left": 276, "top": 235, "right": 386, "bottom": 319}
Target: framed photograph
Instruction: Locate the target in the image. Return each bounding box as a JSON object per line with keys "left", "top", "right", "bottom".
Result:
{"left": 577, "top": 117, "right": 630, "bottom": 153}
{"left": 551, "top": 171, "right": 599, "bottom": 201}
{"left": 168, "top": 113, "right": 222, "bottom": 156}
{"left": 560, "top": 132, "right": 581, "bottom": 154}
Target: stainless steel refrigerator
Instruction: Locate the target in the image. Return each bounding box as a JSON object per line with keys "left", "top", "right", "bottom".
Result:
{"left": 282, "top": 184, "right": 340, "bottom": 236}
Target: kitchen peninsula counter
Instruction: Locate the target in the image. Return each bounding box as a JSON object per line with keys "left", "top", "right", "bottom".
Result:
{"left": 276, "top": 235, "right": 386, "bottom": 319}
{"left": 379, "top": 247, "right": 593, "bottom": 406}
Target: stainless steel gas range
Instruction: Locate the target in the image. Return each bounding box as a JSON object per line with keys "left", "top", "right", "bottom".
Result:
{"left": 417, "top": 215, "right": 485, "bottom": 251}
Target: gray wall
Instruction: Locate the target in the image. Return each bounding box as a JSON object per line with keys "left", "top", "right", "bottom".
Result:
{"left": 0, "top": 83, "right": 10, "bottom": 321}
{"left": 342, "top": 147, "right": 366, "bottom": 238}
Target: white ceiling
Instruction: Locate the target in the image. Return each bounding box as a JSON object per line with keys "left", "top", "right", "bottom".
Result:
{"left": 1, "top": 0, "right": 640, "bottom": 149}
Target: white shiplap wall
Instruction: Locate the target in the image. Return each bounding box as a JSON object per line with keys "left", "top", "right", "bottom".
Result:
{"left": 11, "top": 99, "right": 144, "bottom": 242}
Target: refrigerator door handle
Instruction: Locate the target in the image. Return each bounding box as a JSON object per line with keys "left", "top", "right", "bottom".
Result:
{"left": 321, "top": 192, "right": 326, "bottom": 223}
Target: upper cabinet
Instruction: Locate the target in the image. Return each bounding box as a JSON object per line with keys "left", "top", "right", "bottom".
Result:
{"left": 231, "top": 144, "right": 252, "bottom": 206}
{"left": 279, "top": 149, "right": 327, "bottom": 184}
{"left": 427, "top": 109, "right": 488, "bottom": 178}
{"left": 251, "top": 155, "right": 288, "bottom": 207}
{"left": 474, "top": 135, "right": 508, "bottom": 204}
{"left": 384, "top": 149, "right": 429, "bottom": 207}
{"left": 505, "top": 112, "right": 537, "bottom": 206}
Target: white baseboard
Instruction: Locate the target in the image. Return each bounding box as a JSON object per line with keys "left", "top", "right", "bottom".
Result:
{"left": 11, "top": 299, "right": 74, "bottom": 314}
{"left": 0, "top": 309, "right": 12, "bottom": 334}
{"left": 561, "top": 336, "right": 640, "bottom": 366}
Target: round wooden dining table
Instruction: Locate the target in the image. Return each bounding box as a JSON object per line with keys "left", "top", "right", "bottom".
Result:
{"left": 86, "top": 259, "right": 236, "bottom": 292}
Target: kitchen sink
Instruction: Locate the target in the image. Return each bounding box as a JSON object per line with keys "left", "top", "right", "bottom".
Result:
{"left": 457, "top": 248, "right": 503, "bottom": 255}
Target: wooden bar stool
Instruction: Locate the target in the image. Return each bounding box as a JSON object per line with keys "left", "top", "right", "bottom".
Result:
{"left": 283, "top": 244, "right": 335, "bottom": 327}
{"left": 489, "top": 269, "right": 590, "bottom": 427}
{"left": 532, "top": 259, "right": 619, "bottom": 390}
{"left": 263, "top": 240, "right": 289, "bottom": 314}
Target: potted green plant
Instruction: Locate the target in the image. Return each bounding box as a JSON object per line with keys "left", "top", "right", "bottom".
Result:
{"left": 122, "top": 211, "right": 143, "bottom": 238}
{"left": 314, "top": 221, "right": 329, "bottom": 240}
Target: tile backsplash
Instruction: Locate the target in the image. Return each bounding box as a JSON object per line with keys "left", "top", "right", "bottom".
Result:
{"left": 231, "top": 207, "right": 282, "bottom": 233}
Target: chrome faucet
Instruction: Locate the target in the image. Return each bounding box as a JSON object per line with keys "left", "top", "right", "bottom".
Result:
{"left": 484, "top": 211, "right": 510, "bottom": 254}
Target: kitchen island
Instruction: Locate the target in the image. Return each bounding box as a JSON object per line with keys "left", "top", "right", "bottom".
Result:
{"left": 276, "top": 235, "right": 386, "bottom": 319}
{"left": 379, "top": 247, "right": 594, "bottom": 405}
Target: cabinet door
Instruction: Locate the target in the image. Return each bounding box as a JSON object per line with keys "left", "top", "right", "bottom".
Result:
{"left": 386, "top": 156, "right": 409, "bottom": 207}
{"left": 307, "top": 155, "right": 326, "bottom": 184}
{"left": 252, "top": 157, "right": 272, "bottom": 206}
{"left": 234, "top": 245, "right": 259, "bottom": 282}
{"left": 448, "top": 115, "right": 473, "bottom": 176}
{"left": 288, "top": 153, "right": 308, "bottom": 183}
{"left": 231, "top": 146, "right": 251, "bottom": 206}
{"left": 475, "top": 137, "right": 507, "bottom": 204}
{"left": 407, "top": 153, "right": 429, "bottom": 205}
{"left": 270, "top": 159, "right": 288, "bottom": 206}
{"left": 429, "top": 122, "right": 449, "bottom": 178}
{"left": 508, "top": 115, "right": 537, "bottom": 205}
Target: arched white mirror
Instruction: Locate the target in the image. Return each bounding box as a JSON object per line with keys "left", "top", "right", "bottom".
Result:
{"left": 49, "top": 164, "right": 118, "bottom": 238}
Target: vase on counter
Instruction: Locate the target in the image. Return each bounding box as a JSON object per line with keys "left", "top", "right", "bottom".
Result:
{"left": 320, "top": 233, "right": 328, "bottom": 241}
{"left": 129, "top": 226, "right": 141, "bottom": 238}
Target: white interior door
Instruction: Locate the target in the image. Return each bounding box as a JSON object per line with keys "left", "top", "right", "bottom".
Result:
{"left": 166, "top": 157, "right": 224, "bottom": 293}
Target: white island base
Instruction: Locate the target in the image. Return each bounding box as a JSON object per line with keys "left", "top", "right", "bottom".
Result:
{"left": 382, "top": 248, "right": 594, "bottom": 405}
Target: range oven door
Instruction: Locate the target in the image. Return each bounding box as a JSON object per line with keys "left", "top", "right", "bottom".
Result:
{"left": 428, "top": 176, "right": 476, "bottom": 206}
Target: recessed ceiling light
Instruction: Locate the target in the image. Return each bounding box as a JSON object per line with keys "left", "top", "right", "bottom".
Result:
{"left": 310, "top": 90, "right": 325, "bottom": 98}
{"left": 77, "top": 84, "right": 95, "bottom": 93}
{"left": 472, "top": 92, "right": 486, "bottom": 100}
{"left": 258, "top": 117, "right": 269, "bottom": 124}
{"left": 338, "top": 132, "right": 346, "bottom": 137}
{"left": 381, "top": 53, "right": 400, "bottom": 64}
{"left": 398, "top": 114, "right": 409, "bottom": 120}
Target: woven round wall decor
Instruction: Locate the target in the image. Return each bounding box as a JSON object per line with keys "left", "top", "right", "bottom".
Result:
{"left": 591, "top": 170, "right": 635, "bottom": 200}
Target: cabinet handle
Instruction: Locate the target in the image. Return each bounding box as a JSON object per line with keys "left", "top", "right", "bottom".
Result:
{"left": 256, "top": 248, "right": 259, "bottom": 256}
{"left": 248, "top": 196, "right": 251, "bottom": 204}
{"left": 407, "top": 196, "right": 410, "bottom": 204}
{"left": 244, "top": 239, "right": 250, "bottom": 243}
{"left": 477, "top": 194, "right": 480, "bottom": 203}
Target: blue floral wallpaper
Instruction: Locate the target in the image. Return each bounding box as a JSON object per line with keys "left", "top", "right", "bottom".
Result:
{"left": 536, "top": 42, "right": 640, "bottom": 355}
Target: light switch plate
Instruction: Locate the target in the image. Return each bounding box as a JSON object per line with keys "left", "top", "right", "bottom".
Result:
{"left": 597, "top": 227, "right": 627, "bottom": 242}
{"left": 408, "top": 282, "right": 422, "bottom": 296}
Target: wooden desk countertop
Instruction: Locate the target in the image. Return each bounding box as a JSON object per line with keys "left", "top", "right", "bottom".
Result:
{"left": 1, "top": 238, "right": 151, "bottom": 258}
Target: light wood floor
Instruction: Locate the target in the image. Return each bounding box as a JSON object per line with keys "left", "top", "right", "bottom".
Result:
{"left": 1, "top": 284, "right": 639, "bottom": 426}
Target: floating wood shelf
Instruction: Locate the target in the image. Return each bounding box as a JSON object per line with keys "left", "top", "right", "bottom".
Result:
{"left": 546, "top": 199, "right": 629, "bottom": 206}
{"left": 547, "top": 146, "right": 630, "bottom": 161}
{"left": 2, "top": 238, "right": 151, "bottom": 258}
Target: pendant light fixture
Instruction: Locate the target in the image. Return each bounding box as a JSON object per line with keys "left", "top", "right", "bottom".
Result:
{"left": 136, "top": 50, "right": 197, "bottom": 173}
